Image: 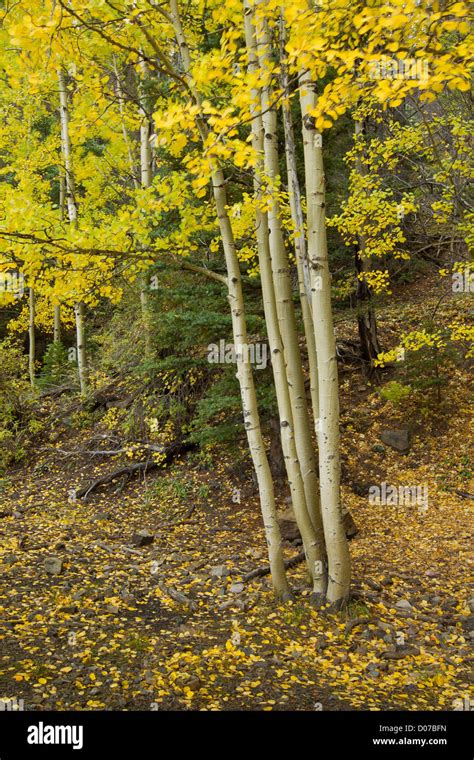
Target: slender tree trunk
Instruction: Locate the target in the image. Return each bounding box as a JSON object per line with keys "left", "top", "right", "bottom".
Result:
{"left": 58, "top": 66, "right": 87, "bottom": 394}
{"left": 58, "top": 69, "right": 78, "bottom": 225}
{"left": 279, "top": 17, "right": 320, "bottom": 431}
{"left": 114, "top": 57, "right": 153, "bottom": 355}
{"left": 53, "top": 305, "right": 61, "bottom": 344}
{"left": 29, "top": 287, "right": 35, "bottom": 388}
{"left": 354, "top": 119, "right": 381, "bottom": 373}
{"left": 74, "top": 301, "right": 87, "bottom": 395}
{"left": 254, "top": 3, "right": 324, "bottom": 550}
{"left": 244, "top": 1, "right": 326, "bottom": 595}
{"left": 113, "top": 56, "right": 140, "bottom": 190}
{"left": 168, "top": 0, "right": 290, "bottom": 598}
{"left": 139, "top": 60, "right": 153, "bottom": 357}
{"left": 53, "top": 173, "right": 66, "bottom": 343}
{"left": 299, "top": 70, "right": 351, "bottom": 605}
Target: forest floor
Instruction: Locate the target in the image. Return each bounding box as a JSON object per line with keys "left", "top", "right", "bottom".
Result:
{"left": 0, "top": 286, "right": 472, "bottom": 711}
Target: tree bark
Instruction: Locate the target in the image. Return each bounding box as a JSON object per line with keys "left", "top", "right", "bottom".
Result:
{"left": 354, "top": 119, "right": 381, "bottom": 373}
{"left": 139, "top": 60, "right": 153, "bottom": 356}
{"left": 299, "top": 70, "right": 351, "bottom": 604}
{"left": 254, "top": 3, "right": 325, "bottom": 549}
{"left": 58, "top": 66, "right": 87, "bottom": 394}
{"left": 245, "top": 1, "right": 326, "bottom": 595}
{"left": 53, "top": 304, "right": 61, "bottom": 344}
{"left": 168, "top": 0, "right": 290, "bottom": 599}
{"left": 279, "top": 16, "right": 320, "bottom": 432}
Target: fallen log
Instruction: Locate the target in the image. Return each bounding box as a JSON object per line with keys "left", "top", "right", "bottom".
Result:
{"left": 243, "top": 550, "right": 305, "bottom": 583}
{"left": 74, "top": 440, "right": 194, "bottom": 500}
{"left": 455, "top": 489, "right": 474, "bottom": 500}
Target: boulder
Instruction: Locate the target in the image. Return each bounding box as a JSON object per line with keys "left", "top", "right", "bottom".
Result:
{"left": 44, "top": 557, "right": 63, "bottom": 575}
{"left": 380, "top": 427, "right": 411, "bottom": 453}
{"left": 131, "top": 529, "right": 154, "bottom": 547}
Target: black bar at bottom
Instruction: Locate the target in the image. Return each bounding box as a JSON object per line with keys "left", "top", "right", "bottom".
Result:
{"left": 0, "top": 710, "right": 471, "bottom": 758}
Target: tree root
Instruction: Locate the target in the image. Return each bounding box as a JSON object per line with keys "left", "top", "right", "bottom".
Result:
{"left": 74, "top": 440, "right": 194, "bottom": 500}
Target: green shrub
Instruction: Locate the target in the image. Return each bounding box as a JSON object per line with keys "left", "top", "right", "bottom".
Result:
{"left": 0, "top": 339, "right": 37, "bottom": 473}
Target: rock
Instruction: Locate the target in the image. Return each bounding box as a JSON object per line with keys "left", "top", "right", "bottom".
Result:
{"left": 380, "top": 427, "right": 411, "bottom": 453}
{"left": 366, "top": 663, "right": 380, "bottom": 678}
{"left": 343, "top": 511, "right": 359, "bottom": 539}
{"left": 351, "top": 481, "right": 370, "bottom": 496}
{"left": 72, "top": 589, "right": 87, "bottom": 601}
{"left": 184, "top": 676, "right": 201, "bottom": 692}
{"left": 59, "top": 605, "right": 78, "bottom": 614}
{"left": 380, "top": 576, "right": 393, "bottom": 586}
{"left": 425, "top": 569, "right": 438, "bottom": 577}
{"left": 461, "top": 614, "right": 474, "bottom": 633}
{"left": 377, "top": 620, "right": 394, "bottom": 633}
{"left": 92, "top": 512, "right": 111, "bottom": 522}
{"left": 229, "top": 582, "right": 244, "bottom": 594}
{"left": 246, "top": 547, "right": 265, "bottom": 560}
{"left": 131, "top": 529, "right": 154, "bottom": 547}
{"left": 395, "top": 599, "right": 413, "bottom": 611}
{"left": 210, "top": 565, "right": 230, "bottom": 578}
{"left": 372, "top": 444, "right": 386, "bottom": 454}
{"left": 13, "top": 511, "right": 22, "bottom": 519}
{"left": 44, "top": 557, "right": 63, "bottom": 575}
{"left": 4, "top": 553, "right": 18, "bottom": 565}
{"left": 279, "top": 519, "right": 301, "bottom": 543}
{"left": 468, "top": 597, "right": 474, "bottom": 613}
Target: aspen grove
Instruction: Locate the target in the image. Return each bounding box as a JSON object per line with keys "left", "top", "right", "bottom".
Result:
{"left": 0, "top": 0, "right": 472, "bottom": 715}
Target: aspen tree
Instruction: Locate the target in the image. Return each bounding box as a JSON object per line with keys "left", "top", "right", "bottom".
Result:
{"left": 138, "top": 60, "right": 153, "bottom": 356}
{"left": 353, "top": 119, "right": 381, "bottom": 370}
{"left": 299, "top": 69, "right": 351, "bottom": 604}
{"left": 279, "top": 15, "right": 320, "bottom": 431}
{"left": 53, "top": 173, "right": 66, "bottom": 344}
{"left": 244, "top": 0, "right": 326, "bottom": 595}
{"left": 168, "top": 0, "right": 290, "bottom": 598}
{"left": 58, "top": 66, "right": 87, "bottom": 395}
{"left": 253, "top": 1, "right": 324, "bottom": 547}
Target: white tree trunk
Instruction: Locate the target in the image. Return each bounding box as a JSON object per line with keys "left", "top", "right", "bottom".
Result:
{"left": 279, "top": 18, "right": 320, "bottom": 431}
{"left": 244, "top": 1, "right": 326, "bottom": 595}
{"left": 58, "top": 66, "right": 87, "bottom": 393}
{"left": 254, "top": 3, "right": 324, "bottom": 551}
{"left": 299, "top": 70, "right": 351, "bottom": 604}
{"left": 169, "top": 0, "right": 290, "bottom": 598}
{"left": 53, "top": 304, "right": 61, "bottom": 344}
{"left": 74, "top": 301, "right": 87, "bottom": 396}
{"left": 139, "top": 60, "right": 153, "bottom": 356}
